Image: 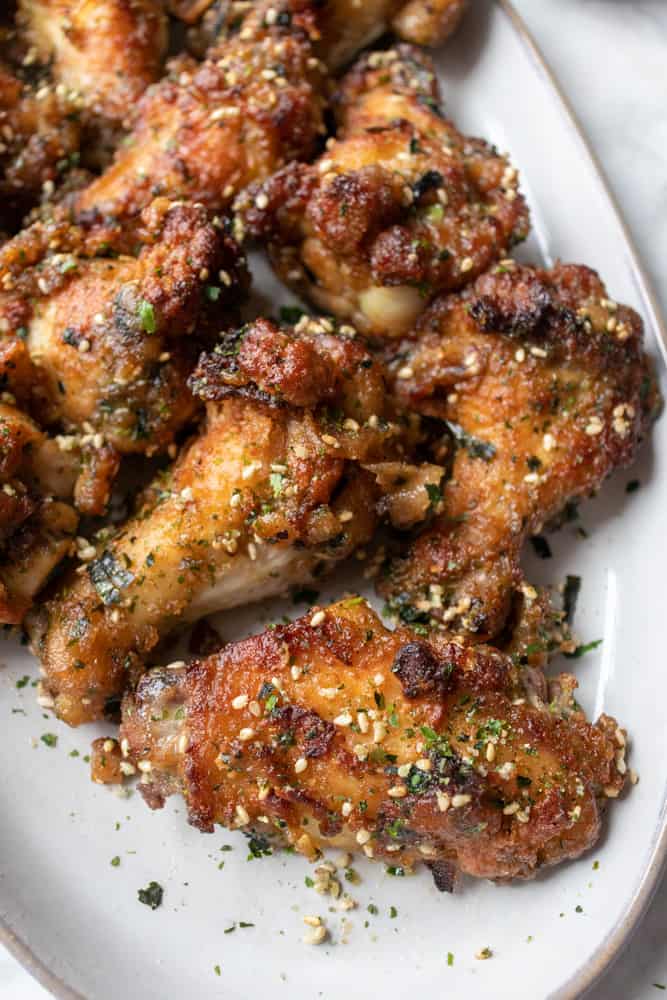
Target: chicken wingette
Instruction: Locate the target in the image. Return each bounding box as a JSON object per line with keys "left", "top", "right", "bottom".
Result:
{"left": 0, "top": 339, "right": 78, "bottom": 622}
{"left": 237, "top": 44, "right": 528, "bottom": 336}
{"left": 0, "top": 197, "right": 248, "bottom": 511}
{"left": 68, "top": 0, "right": 327, "bottom": 230}
{"left": 120, "top": 598, "right": 627, "bottom": 886}
{"left": 30, "top": 315, "right": 443, "bottom": 725}
{"left": 17, "top": 0, "right": 167, "bottom": 126}
{"left": 379, "top": 262, "right": 660, "bottom": 639}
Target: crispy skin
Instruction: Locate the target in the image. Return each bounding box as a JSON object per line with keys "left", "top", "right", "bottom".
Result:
{"left": 0, "top": 60, "right": 82, "bottom": 226}
{"left": 17, "top": 0, "right": 167, "bottom": 124}
{"left": 30, "top": 316, "right": 442, "bottom": 725}
{"left": 380, "top": 263, "right": 660, "bottom": 637}
{"left": 238, "top": 44, "right": 528, "bottom": 336}
{"left": 0, "top": 343, "right": 78, "bottom": 622}
{"left": 0, "top": 198, "right": 248, "bottom": 511}
{"left": 69, "top": 0, "right": 327, "bottom": 228}
{"left": 120, "top": 599, "right": 627, "bottom": 885}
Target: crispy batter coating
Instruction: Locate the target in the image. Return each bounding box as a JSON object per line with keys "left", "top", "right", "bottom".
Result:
{"left": 30, "top": 315, "right": 442, "bottom": 725}
{"left": 17, "top": 0, "right": 167, "bottom": 124}
{"left": 0, "top": 59, "right": 82, "bottom": 226}
{"left": 0, "top": 340, "right": 78, "bottom": 622}
{"left": 237, "top": 44, "right": 528, "bottom": 336}
{"left": 380, "top": 263, "right": 660, "bottom": 637}
{"left": 120, "top": 599, "right": 627, "bottom": 885}
{"left": 69, "top": 0, "right": 327, "bottom": 228}
{"left": 0, "top": 197, "right": 248, "bottom": 511}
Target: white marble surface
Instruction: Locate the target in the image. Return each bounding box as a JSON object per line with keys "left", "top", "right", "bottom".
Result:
{"left": 1, "top": 2, "right": 666, "bottom": 997}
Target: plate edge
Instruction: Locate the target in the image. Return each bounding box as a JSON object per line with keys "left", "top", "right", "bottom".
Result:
{"left": 2, "top": 4, "right": 666, "bottom": 999}
{"left": 495, "top": 8, "right": 667, "bottom": 1000}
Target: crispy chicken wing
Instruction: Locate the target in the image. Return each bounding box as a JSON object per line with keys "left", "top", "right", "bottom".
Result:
{"left": 0, "top": 59, "right": 82, "bottom": 227}
{"left": 69, "top": 0, "right": 327, "bottom": 228}
{"left": 237, "top": 44, "right": 528, "bottom": 336}
{"left": 0, "top": 339, "right": 78, "bottom": 622}
{"left": 17, "top": 0, "right": 167, "bottom": 125}
{"left": 120, "top": 598, "right": 627, "bottom": 886}
{"left": 0, "top": 197, "right": 248, "bottom": 511}
{"left": 379, "top": 262, "right": 660, "bottom": 638}
{"left": 30, "top": 315, "right": 443, "bottom": 724}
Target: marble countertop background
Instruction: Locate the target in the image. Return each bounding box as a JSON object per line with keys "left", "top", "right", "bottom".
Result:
{"left": 1, "top": 1, "right": 665, "bottom": 997}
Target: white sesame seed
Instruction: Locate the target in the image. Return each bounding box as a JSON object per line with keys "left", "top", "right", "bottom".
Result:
{"left": 232, "top": 694, "right": 249, "bottom": 710}
{"left": 303, "top": 915, "right": 321, "bottom": 927}
{"left": 137, "top": 760, "right": 152, "bottom": 773}
{"left": 355, "top": 829, "right": 371, "bottom": 845}
{"left": 341, "top": 801, "right": 353, "bottom": 817}
{"left": 103, "top": 739, "right": 116, "bottom": 753}
{"left": 119, "top": 761, "right": 136, "bottom": 776}
{"left": 388, "top": 785, "right": 407, "bottom": 798}
{"left": 353, "top": 744, "right": 369, "bottom": 761}
{"left": 180, "top": 486, "right": 194, "bottom": 501}
{"left": 373, "top": 673, "right": 385, "bottom": 686}
{"left": 485, "top": 743, "right": 496, "bottom": 762}
{"left": 436, "top": 791, "right": 451, "bottom": 812}
{"left": 120, "top": 738, "right": 130, "bottom": 758}
{"left": 291, "top": 665, "right": 302, "bottom": 681}
{"left": 78, "top": 338, "right": 91, "bottom": 354}
{"left": 397, "top": 763, "right": 411, "bottom": 778}
{"left": 235, "top": 804, "right": 250, "bottom": 825}
{"left": 238, "top": 727, "right": 255, "bottom": 741}
{"left": 373, "top": 721, "right": 387, "bottom": 743}
{"left": 255, "top": 192, "right": 269, "bottom": 210}
{"left": 310, "top": 611, "right": 326, "bottom": 627}
{"left": 334, "top": 711, "right": 353, "bottom": 727}
{"left": 397, "top": 365, "right": 414, "bottom": 379}
{"left": 294, "top": 757, "right": 308, "bottom": 774}
{"left": 415, "top": 758, "right": 432, "bottom": 772}
{"left": 460, "top": 256, "right": 474, "bottom": 273}
{"left": 338, "top": 510, "right": 354, "bottom": 523}
{"left": 530, "top": 346, "right": 547, "bottom": 358}
{"left": 357, "top": 711, "right": 369, "bottom": 733}
{"left": 503, "top": 801, "right": 520, "bottom": 815}
{"left": 451, "top": 793, "right": 471, "bottom": 808}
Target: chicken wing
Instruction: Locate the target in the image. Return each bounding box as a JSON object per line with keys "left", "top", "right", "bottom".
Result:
{"left": 237, "top": 44, "right": 528, "bottom": 336}
{"left": 17, "top": 0, "right": 167, "bottom": 126}
{"left": 379, "top": 262, "right": 660, "bottom": 638}
{"left": 0, "top": 197, "right": 248, "bottom": 511}
{"left": 0, "top": 59, "right": 82, "bottom": 227}
{"left": 120, "top": 598, "right": 627, "bottom": 886}
{"left": 0, "top": 339, "right": 78, "bottom": 622}
{"left": 69, "top": 0, "right": 327, "bottom": 228}
{"left": 30, "top": 314, "right": 443, "bottom": 724}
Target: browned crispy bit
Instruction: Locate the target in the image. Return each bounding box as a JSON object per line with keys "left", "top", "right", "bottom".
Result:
{"left": 0, "top": 197, "right": 248, "bottom": 512}
{"left": 65, "top": 0, "right": 327, "bottom": 231}
{"left": 120, "top": 598, "right": 627, "bottom": 885}
{"left": 90, "top": 736, "right": 123, "bottom": 784}
{"left": 379, "top": 262, "right": 660, "bottom": 638}
{"left": 29, "top": 315, "right": 443, "bottom": 725}
{"left": 237, "top": 43, "right": 528, "bottom": 337}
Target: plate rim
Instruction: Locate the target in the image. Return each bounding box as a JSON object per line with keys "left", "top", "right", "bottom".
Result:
{"left": 1, "top": 2, "right": 666, "bottom": 998}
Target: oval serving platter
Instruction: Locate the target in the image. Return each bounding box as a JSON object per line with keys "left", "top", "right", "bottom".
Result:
{"left": 1, "top": 2, "right": 666, "bottom": 998}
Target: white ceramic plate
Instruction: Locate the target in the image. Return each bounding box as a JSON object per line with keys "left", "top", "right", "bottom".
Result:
{"left": 2, "top": 3, "right": 666, "bottom": 998}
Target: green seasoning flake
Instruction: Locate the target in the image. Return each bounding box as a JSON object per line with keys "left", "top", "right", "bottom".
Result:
{"left": 592, "top": 860, "right": 600, "bottom": 871}
{"left": 40, "top": 733, "right": 57, "bottom": 748}
{"left": 110, "top": 856, "right": 121, "bottom": 867}
{"left": 447, "top": 952, "right": 454, "bottom": 967}
{"left": 214, "top": 965, "right": 221, "bottom": 977}
{"left": 138, "top": 881, "right": 163, "bottom": 910}
{"left": 88, "top": 551, "right": 135, "bottom": 606}
{"left": 564, "top": 639, "right": 602, "bottom": 659}
{"left": 425, "top": 483, "right": 442, "bottom": 510}
{"left": 279, "top": 305, "right": 306, "bottom": 325}
{"left": 389, "top": 906, "right": 398, "bottom": 919}
{"left": 653, "top": 985, "right": 666, "bottom": 991}
{"left": 137, "top": 299, "right": 156, "bottom": 333}
{"left": 16, "top": 675, "right": 30, "bottom": 689}
{"left": 575, "top": 905, "right": 583, "bottom": 913}
{"left": 205, "top": 285, "right": 221, "bottom": 302}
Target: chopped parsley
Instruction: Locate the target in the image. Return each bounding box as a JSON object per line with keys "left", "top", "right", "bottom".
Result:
{"left": 137, "top": 881, "right": 163, "bottom": 910}
{"left": 214, "top": 965, "right": 221, "bottom": 977}
{"left": 137, "top": 299, "right": 156, "bottom": 333}
{"left": 425, "top": 482, "right": 443, "bottom": 510}
{"left": 110, "top": 856, "right": 121, "bottom": 867}
{"left": 40, "top": 733, "right": 57, "bottom": 748}
{"left": 447, "top": 952, "right": 454, "bottom": 966}
{"left": 16, "top": 675, "right": 30, "bottom": 689}
{"left": 279, "top": 305, "right": 306, "bottom": 324}
{"left": 88, "top": 551, "right": 134, "bottom": 606}
{"left": 564, "top": 639, "right": 603, "bottom": 659}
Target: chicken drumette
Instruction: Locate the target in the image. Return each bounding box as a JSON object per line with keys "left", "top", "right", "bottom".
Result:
{"left": 238, "top": 44, "right": 528, "bottom": 336}
{"left": 120, "top": 598, "right": 627, "bottom": 886}
{"left": 30, "top": 315, "right": 442, "bottom": 725}
{"left": 379, "top": 262, "right": 660, "bottom": 639}
{"left": 0, "top": 197, "right": 248, "bottom": 512}
{"left": 0, "top": 339, "right": 78, "bottom": 622}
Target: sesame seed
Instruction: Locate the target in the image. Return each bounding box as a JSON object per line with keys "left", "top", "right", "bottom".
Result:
{"left": 585, "top": 417, "right": 604, "bottom": 436}
{"left": 321, "top": 434, "right": 339, "bottom": 447}
{"left": 78, "top": 338, "right": 91, "bottom": 354}
{"left": 388, "top": 785, "right": 407, "bottom": 798}
{"left": 485, "top": 743, "right": 496, "bottom": 762}
{"left": 180, "top": 486, "right": 194, "bottom": 501}
{"left": 119, "top": 761, "right": 136, "bottom": 776}
{"left": 397, "top": 763, "right": 411, "bottom": 778}
{"left": 334, "top": 712, "right": 353, "bottom": 727}
{"left": 415, "top": 758, "right": 432, "bottom": 772}
{"left": 303, "top": 925, "right": 327, "bottom": 945}
{"left": 357, "top": 711, "right": 369, "bottom": 733}
{"left": 460, "top": 257, "right": 474, "bottom": 273}
{"left": 397, "top": 365, "right": 414, "bottom": 379}
{"left": 238, "top": 727, "right": 255, "bottom": 741}
{"left": 514, "top": 347, "right": 526, "bottom": 363}
{"left": 310, "top": 611, "right": 326, "bottom": 627}
{"left": 232, "top": 694, "right": 248, "bottom": 710}
{"left": 290, "top": 665, "right": 302, "bottom": 681}
{"left": 373, "top": 673, "right": 384, "bottom": 686}
{"left": 303, "top": 915, "right": 321, "bottom": 927}
{"left": 294, "top": 757, "right": 308, "bottom": 774}
{"left": 451, "top": 793, "right": 471, "bottom": 808}
{"left": 373, "top": 721, "right": 387, "bottom": 743}
{"left": 355, "top": 829, "right": 371, "bottom": 845}
{"left": 543, "top": 432, "right": 555, "bottom": 451}
{"left": 503, "top": 801, "right": 520, "bottom": 815}
{"left": 530, "top": 346, "right": 547, "bottom": 358}
{"left": 235, "top": 804, "right": 250, "bottom": 825}
{"left": 353, "top": 744, "right": 369, "bottom": 761}
{"left": 436, "top": 791, "right": 451, "bottom": 812}
{"left": 120, "top": 739, "right": 130, "bottom": 758}
{"left": 137, "top": 760, "right": 152, "bottom": 773}
{"left": 341, "top": 801, "right": 353, "bottom": 817}
{"left": 255, "top": 192, "right": 269, "bottom": 210}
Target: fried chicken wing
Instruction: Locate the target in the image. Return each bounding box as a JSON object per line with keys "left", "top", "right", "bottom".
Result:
{"left": 17, "top": 0, "right": 167, "bottom": 125}
{"left": 0, "top": 340, "right": 78, "bottom": 622}
{"left": 0, "top": 59, "right": 82, "bottom": 226}
{"left": 237, "top": 44, "right": 528, "bottom": 336}
{"left": 0, "top": 197, "right": 248, "bottom": 511}
{"left": 120, "top": 598, "right": 627, "bottom": 885}
{"left": 380, "top": 262, "right": 660, "bottom": 638}
{"left": 69, "top": 0, "right": 327, "bottom": 228}
{"left": 30, "top": 315, "right": 443, "bottom": 724}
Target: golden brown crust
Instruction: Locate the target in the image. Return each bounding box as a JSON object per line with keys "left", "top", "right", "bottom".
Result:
{"left": 237, "top": 44, "right": 528, "bottom": 336}
{"left": 121, "top": 599, "right": 627, "bottom": 884}
{"left": 379, "top": 262, "right": 660, "bottom": 637}
{"left": 17, "top": 0, "right": 167, "bottom": 124}
{"left": 29, "top": 315, "right": 441, "bottom": 724}
{"left": 0, "top": 198, "right": 248, "bottom": 510}
{"left": 69, "top": 0, "right": 327, "bottom": 227}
